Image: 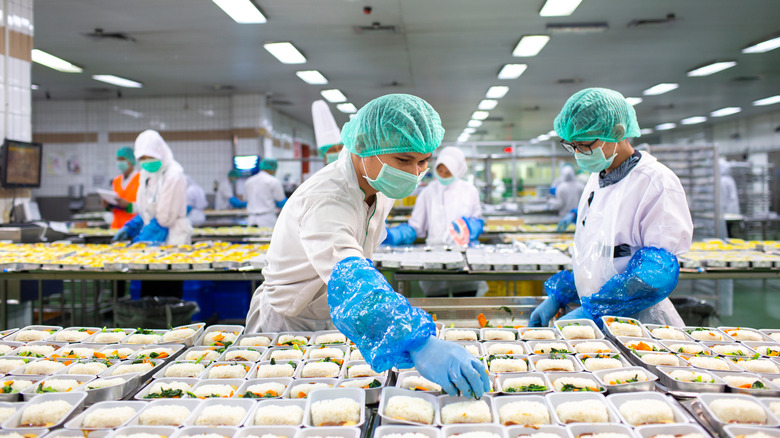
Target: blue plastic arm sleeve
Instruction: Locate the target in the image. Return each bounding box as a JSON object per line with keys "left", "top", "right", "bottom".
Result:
{"left": 328, "top": 257, "right": 436, "bottom": 372}
{"left": 544, "top": 270, "right": 579, "bottom": 307}
{"left": 463, "top": 217, "right": 484, "bottom": 240}
{"left": 122, "top": 215, "right": 144, "bottom": 239}
{"left": 275, "top": 198, "right": 287, "bottom": 209}
{"left": 580, "top": 246, "right": 679, "bottom": 320}
{"left": 134, "top": 218, "right": 169, "bottom": 244}
{"left": 383, "top": 223, "right": 417, "bottom": 246}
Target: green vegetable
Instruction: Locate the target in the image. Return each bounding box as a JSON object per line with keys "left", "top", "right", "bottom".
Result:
{"left": 135, "top": 328, "right": 156, "bottom": 335}
{"left": 549, "top": 348, "right": 570, "bottom": 354}
{"left": 241, "top": 391, "right": 263, "bottom": 399}
{"left": 35, "top": 383, "right": 58, "bottom": 393}
{"left": 269, "top": 358, "right": 276, "bottom": 365}
{"left": 1, "top": 383, "right": 14, "bottom": 393}
{"left": 194, "top": 354, "right": 206, "bottom": 365}
{"left": 517, "top": 384, "right": 546, "bottom": 392}
{"left": 367, "top": 379, "right": 382, "bottom": 389}
{"left": 149, "top": 352, "right": 162, "bottom": 359}
{"left": 751, "top": 381, "right": 765, "bottom": 389}
{"left": 496, "top": 306, "right": 513, "bottom": 315}
{"left": 144, "top": 388, "right": 186, "bottom": 398}
{"left": 561, "top": 383, "right": 599, "bottom": 392}
{"left": 78, "top": 328, "right": 89, "bottom": 332}
{"left": 280, "top": 339, "right": 306, "bottom": 347}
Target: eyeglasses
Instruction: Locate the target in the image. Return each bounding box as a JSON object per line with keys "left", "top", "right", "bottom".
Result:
{"left": 560, "top": 139, "right": 599, "bottom": 155}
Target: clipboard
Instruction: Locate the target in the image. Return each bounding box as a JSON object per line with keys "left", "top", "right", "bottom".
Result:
{"left": 96, "top": 188, "right": 120, "bottom": 205}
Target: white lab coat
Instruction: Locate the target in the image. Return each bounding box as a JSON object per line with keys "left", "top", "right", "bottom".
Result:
{"left": 134, "top": 130, "right": 192, "bottom": 245}
{"left": 719, "top": 161, "right": 740, "bottom": 215}
{"left": 245, "top": 153, "right": 394, "bottom": 332}
{"left": 409, "top": 180, "right": 481, "bottom": 246}
{"left": 548, "top": 166, "right": 585, "bottom": 220}
{"left": 245, "top": 171, "right": 286, "bottom": 228}
{"left": 186, "top": 176, "right": 208, "bottom": 227}
{"left": 214, "top": 178, "right": 245, "bottom": 211}
{"left": 572, "top": 151, "right": 693, "bottom": 326}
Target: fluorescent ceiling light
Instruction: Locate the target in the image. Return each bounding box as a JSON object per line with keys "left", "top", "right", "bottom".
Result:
{"left": 625, "top": 97, "right": 643, "bottom": 106}
{"left": 640, "top": 128, "right": 654, "bottom": 135}
{"left": 263, "top": 42, "right": 306, "bottom": 64}
{"left": 295, "top": 70, "right": 327, "bottom": 85}
{"left": 485, "top": 86, "right": 509, "bottom": 99}
{"left": 457, "top": 134, "right": 469, "bottom": 143}
{"left": 547, "top": 130, "right": 557, "bottom": 136}
{"left": 31, "top": 49, "right": 82, "bottom": 73}
{"left": 467, "top": 120, "right": 483, "bottom": 128}
{"left": 31, "top": 84, "right": 39, "bottom": 90}
{"left": 539, "top": 0, "right": 582, "bottom": 16}
{"left": 681, "top": 116, "right": 707, "bottom": 125}
{"left": 497, "top": 64, "right": 527, "bottom": 79}
{"left": 512, "top": 35, "right": 550, "bottom": 57}
{"left": 655, "top": 123, "right": 676, "bottom": 131}
{"left": 642, "top": 83, "right": 679, "bottom": 96}
{"left": 537, "top": 134, "right": 551, "bottom": 141}
{"left": 92, "top": 75, "right": 142, "bottom": 88}
{"left": 212, "top": 0, "right": 266, "bottom": 23}
{"left": 753, "top": 95, "right": 780, "bottom": 106}
{"left": 478, "top": 100, "right": 498, "bottom": 110}
{"left": 687, "top": 61, "right": 737, "bottom": 77}
{"left": 742, "top": 35, "right": 780, "bottom": 54}
{"left": 710, "top": 107, "right": 741, "bottom": 117}
{"left": 471, "top": 111, "right": 489, "bottom": 120}
{"left": 320, "top": 89, "right": 347, "bottom": 103}
{"left": 464, "top": 128, "right": 476, "bottom": 134}
{"left": 336, "top": 103, "right": 357, "bottom": 114}
{"left": 120, "top": 109, "right": 143, "bottom": 119}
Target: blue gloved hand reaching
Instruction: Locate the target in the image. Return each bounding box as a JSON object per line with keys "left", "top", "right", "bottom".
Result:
{"left": 556, "top": 210, "right": 576, "bottom": 232}
{"left": 529, "top": 270, "right": 578, "bottom": 327}
{"left": 383, "top": 223, "right": 417, "bottom": 246}
{"left": 111, "top": 228, "right": 130, "bottom": 242}
{"left": 410, "top": 336, "right": 490, "bottom": 398}
{"left": 135, "top": 218, "right": 169, "bottom": 245}
{"left": 112, "top": 215, "right": 143, "bottom": 242}
{"left": 529, "top": 297, "right": 562, "bottom": 327}
{"left": 557, "top": 306, "right": 592, "bottom": 322}
{"left": 229, "top": 196, "right": 247, "bottom": 209}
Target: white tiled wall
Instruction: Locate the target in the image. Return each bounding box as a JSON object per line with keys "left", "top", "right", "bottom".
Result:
{"left": 2, "top": 0, "right": 33, "bottom": 142}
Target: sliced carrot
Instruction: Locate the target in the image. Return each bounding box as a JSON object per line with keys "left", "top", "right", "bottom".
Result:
{"left": 158, "top": 352, "right": 169, "bottom": 358}
{"left": 413, "top": 386, "right": 429, "bottom": 391}
{"left": 297, "top": 391, "right": 306, "bottom": 398}
{"left": 477, "top": 313, "right": 488, "bottom": 328}
{"left": 93, "top": 352, "right": 106, "bottom": 359}
{"left": 265, "top": 390, "right": 277, "bottom": 397}
{"left": 213, "top": 334, "right": 225, "bottom": 341}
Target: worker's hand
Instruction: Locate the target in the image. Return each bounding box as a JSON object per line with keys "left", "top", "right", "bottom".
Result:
{"left": 115, "top": 198, "right": 129, "bottom": 209}
{"left": 410, "top": 336, "right": 489, "bottom": 398}
{"left": 100, "top": 199, "right": 109, "bottom": 209}
{"left": 229, "top": 196, "right": 247, "bottom": 209}
{"left": 558, "top": 306, "right": 592, "bottom": 322}
{"left": 111, "top": 228, "right": 130, "bottom": 242}
{"left": 529, "top": 297, "right": 562, "bottom": 327}
{"left": 556, "top": 212, "right": 575, "bottom": 232}
{"left": 382, "top": 224, "right": 417, "bottom": 246}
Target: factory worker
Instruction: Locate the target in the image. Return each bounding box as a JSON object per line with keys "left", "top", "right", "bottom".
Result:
{"left": 215, "top": 169, "right": 245, "bottom": 210}
{"left": 108, "top": 146, "right": 140, "bottom": 229}
{"left": 550, "top": 164, "right": 585, "bottom": 230}
{"left": 185, "top": 176, "right": 208, "bottom": 227}
{"left": 719, "top": 159, "right": 740, "bottom": 216}
{"left": 112, "top": 130, "right": 192, "bottom": 245}
{"left": 312, "top": 100, "right": 343, "bottom": 165}
{"left": 529, "top": 88, "right": 693, "bottom": 328}
{"left": 246, "top": 94, "right": 489, "bottom": 398}
{"left": 245, "top": 158, "right": 287, "bottom": 227}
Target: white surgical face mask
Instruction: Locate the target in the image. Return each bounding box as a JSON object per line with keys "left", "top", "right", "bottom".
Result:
{"left": 362, "top": 156, "right": 427, "bottom": 199}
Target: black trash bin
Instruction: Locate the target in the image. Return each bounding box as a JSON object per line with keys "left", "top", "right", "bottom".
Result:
{"left": 114, "top": 296, "right": 199, "bottom": 328}
{"left": 671, "top": 296, "right": 717, "bottom": 327}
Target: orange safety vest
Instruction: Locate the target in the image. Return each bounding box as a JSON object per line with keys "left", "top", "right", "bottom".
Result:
{"left": 110, "top": 172, "right": 140, "bottom": 229}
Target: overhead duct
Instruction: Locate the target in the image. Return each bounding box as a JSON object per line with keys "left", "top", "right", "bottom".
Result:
{"left": 354, "top": 22, "right": 401, "bottom": 34}
{"left": 547, "top": 22, "right": 608, "bottom": 33}
{"left": 627, "top": 13, "right": 677, "bottom": 28}
{"left": 84, "top": 28, "right": 136, "bottom": 42}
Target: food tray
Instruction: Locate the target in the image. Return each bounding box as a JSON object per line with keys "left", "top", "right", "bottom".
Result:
{"left": 759, "top": 329, "right": 780, "bottom": 344}
{"left": 396, "top": 371, "right": 444, "bottom": 394}
{"left": 336, "top": 376, "right": 387, "bottom": 404}
{"left": 634, "top": 423, "right": 712, "bottom": 438}
{"left": 570, "top": 339, "right": 619, "bottom": 354}
{"left": 6, "top": 326, "right": 63, "bottom": 342}
{"left": 723, "top": 425, "right": 780, "bottom": 438}
{"left": 656, "top": 365, "right": 727, "bottom": 393}
{"left": 592, "top": 366, "right": 658, "bottom": 393}
{"left": 607, "top": 391, "right": 692, "bottom": 425}
{"left": 303, "top": 344, "right": 349, "bottom": 361}
{"left": 153, "top": 360, "right": 208, "bottom": 380}
{"left": 659, "top": 339, "right": 715, "bottom": 355}
{"left": 601, "top": 316, "right": 652, "bottom": 339}
{"left": 2, "top": 391, "right": 87, "bottom": 429}
{"left": 683, "top": 326, "right": 732, "bottom": 342}
{"left": 518, "top": 327, "right": 562, "bottom": 341}
{"left": 711, "top": 371, "right": 780, "bottom": 397}
{"left": 159, "top": 323, "right": 205, "bottom": 347}
{"left": 20, "top": 374, "right": 94, "bottom": 401}
{"left": 236, "top": 377, "right": 293, "bottom": 399}
{"left": 479, "top": 328, "right": 519, "bottom": 342}
{"left": 285, "top": 378, "right": 339, "bottom": 399}
{"left": 678, "top": 353, "right": 745, "bottom": 372}
{"left": 90, "top": 329, "right": 135, "bottom": 344}
{"left": 120, "top": 329, "right": 166, "bottom": 345}
{"left": 615, "top": 336, "right": 668, "bottom": 354}
{"left": 644, "top": 324, "right": 695, "bottom": 342}
{"left": 741, "top": 341, "right": 780, "bottom": 358}
{"left": 202, "top": 361, "right": 255, "bottom": 380}
{"left": 83, "top": 373, "right": 141, "bottom": 405}
{"left": 378, "top": 387, "right": 440, "bottom": 426}
{"left": 441, "top": 424, "right": 507, "bottom": 438}
{"left": 697, "top": 393, "right": 780, "bottom": 431}
{"left": 97, "top": 344, "right": 143, "bottom": 360}
{"left": 0, "top": 375, "right": 44, "bottom": 401}
{"left": 495, "top": 372, "right": 552, "bottom": 395}
{"left": 255, "top": 360, "right": 300, "bottom": 379}
{"left": 244, "top": 398, "right": 306, "bottom": 427}
{"left": 529, "top": 354, "right": 583, "bottom": 373}
{"left": 130, "top": 343, "right": 186, "bottom": 361}
{"left": 234, "top": 332, "right": 278, "bottom": 348}
{"left": 719, "top": 326, "right": 776, "bottom": 343}
{"left": 235, "top": 426, "right": 300, "bottom": 438}
{"left": 547, "top": 372, "right": 606, "bottom": 394}
{"left": 262, "top": 346, "right": 305, "bottom": 362}
{"left": 310, "top": 330, "right": 349, "bottom": 345}
{"left": 482, "top": 341, "right": 526, "bottom": 356}
{"left": 184, "top": 397, "right": 254, "bottom": 426}
{"left": 526, "top": 340, "right": 574, "bottom": 355}
{"left": 566, "top": 423, "right": 637, "bottom": 437}
{"left": 702, "top": 341, "right": 758, "bottom": 357}
{"left": 303, "top": 387, "right": 366, "bottom": 428}
{"left": 133, "top": 377, "right": 199, "bottom": 400}
{"left": 47, "top": 327, "right": 101, "bottom": 343}
{"left": 188, "top": 379, "right": 244, "bottom": 398}
{"left": 196, "top": 325, "right": 245, "bottom": 347}
{"left": 108, "top": 426, "right": 179, "bottom": 438}
{"left": 628, "top": 351, "right": 688, "bottom": 373}
{"left": 545, "top": 392, "right": 621, "bottom": 425}
{"left": 554, "top": 319, "right": 605, "bottom": 340}
{"left": 491, "top": 394, "right": 554, "bottom": 427}
{"left": 340, "top": 360, "right": 386, "bottom": 380}
{"left": 440, "top": 328, "right": 481, "bottom": 342}
{"left": 505, "top": 425, "right": 567, "bottom": 438}
{"left": 455, "top": 341, "right": 485, "bottom": 357}
{"left": 170, "top": 426, "right": 238, "bottom": 438}
{"left": 438, "top": 394, "right": 496, "bottom": 425}
{"left": 0, "top": 428, "right": 49, "bottom": 438}
{"left": 575, "top": 352, "right": 632, "bottom": 372}
{"left": 373, "top": 425, "right": 439, "bottom": 438}
{"left": 64, "top": 400, "right": 146, "bottom": 430}
{"left": 296, "top": 427, "right": 361, "bottom": 438}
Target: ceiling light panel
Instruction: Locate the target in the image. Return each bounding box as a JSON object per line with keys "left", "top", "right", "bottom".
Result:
{"left": 31, "top": 49, "right": 82, "bottom": 73}
{"left": 92, "top": 75, "right": 142, "bottom": 88}
{"left": 263, "top": 42, "right": 306, "bottom": 64}
{"left": 539, "top": 0, "right": 583, "bottom": 16}
{"left": 512, "top": 35, "right": 550, "bottom": 57}
{"left": 655, "top": 123, "right": 676, "bottom": 131}
{"left": 212, "top": 0, "right": 266, "bottom": 23}
{"left": 681, "top": 116, "right": 707, "bottom": 125}
{"left": 296, "top": 70, "right": 328, "bottom": 84}
{"left": 336, "top": 103, "right": 357, "bottom": 113}
{"left": 485, "top": 86, "right": 509, "bottom": 99}
{"left": 642, "top": 83, "right": 679, "bottom": 96}
{"left": 742, "top": 35, "right": 780, "bottom": 54}
{"left": 710, "top": 107, "right": 741, "bottom": 117}
{"left": 625, "top": 97, "right": 643, "bottom": 106}
{"left": 753, "top": 95, "right": 780, "bottom": 106}
{"left": 478, "top": 100, "right": 498, "bottom": 110}
{"left": 320, "top": 89, "right": 347, "bottom": 103}
{"left": 467, "top": 120, "right": 483, "bottom": 128}
{"left": 497, "top": 64, "right": 528, "bottom": 79}
{"left": 687, "top": 61, "right": 737, "bottom": 77}
{"left": 471, "top": 111, "right": 489, "bottom": 120}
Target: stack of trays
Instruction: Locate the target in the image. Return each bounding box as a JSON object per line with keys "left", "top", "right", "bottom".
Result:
{"left": 466, "top": 247, "right": 572, "bottom": 272}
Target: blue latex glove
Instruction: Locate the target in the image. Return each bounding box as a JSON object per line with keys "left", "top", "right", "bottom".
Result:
{"left": 580, "top": 247, "right": 680, "bottom": 322}
{"left": 558, "top": 306, "right": 593, "bottom": 322}
{"left": 229, "top": 196, "right": 247, "bottom": 209}
{"left": 556, "top": 210, "right": 576, "bottom": 232}
{"left": 549, "top": 187, "right": 557, "bottom": 196}
{"left": 461, "top": 217, "right": 484, "bottom": 242}
{"left": 275, "top": 198, "right": 287, "bottom": 209}
{"left": 113, "top": 215, "right": 143, "bottom": 242}
{"left": 529, "top": 270, "right": 579, "bottom": 327}
{"left": 529, "top": 297, "right": 562, "bottom": 327}
{"left": 382, "top": 223, "right": 417, "bottom": 246}
{"left": 111, "top": 228, "right": 130, "bottom": 242}
{"left": 410, "top": 336, "right": 490, "bottom": 398}
{"left": 328, "top": 257, "right": 436, "bottom": 372}
{"left": 135, "top": 218, "right": 169, "bottom": 244}
{"left": 186, "top": 205, "right": 193, "bottom": 214}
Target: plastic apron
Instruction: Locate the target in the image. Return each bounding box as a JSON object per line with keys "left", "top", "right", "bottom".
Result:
{"left": 142, "top": 170, "right": 192, "bottom": 246}
{"left": 573, "top": 166, "right": 683, "bottom": 327}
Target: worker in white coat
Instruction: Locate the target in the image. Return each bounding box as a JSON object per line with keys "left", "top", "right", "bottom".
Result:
{"left": 549, "top": 164, "right": 585, "bottom": 230}
{"left": 245, "top": 94, "right": 489, "bottom": 399}
{"left": 214, "top": 169, "right": 244, "bottom": 210}
{"left": 312, "top": 100, "right": 344, "bottom": 165}
{"left": 529, "top": 88, "right": 693, "bottom": 328}
{"left": 185, "top": 175, "right": 208, "bottom": 227}
{"left": 112, "top": 130, "right": 192, "bottom": 245}
{"left": 719, "top": 159, "right": 740, "bottom": 215}
{"left": 244, "top": 158, "right": 287, "bottom": 227}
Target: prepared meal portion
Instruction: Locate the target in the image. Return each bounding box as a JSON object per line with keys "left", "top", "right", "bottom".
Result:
{"left": 555, "top": 400, "right": 609, "bottom": 423}
{"left": 440, "top": 400, "right": 491, "bottom": 424}
{"left": 195, "top": 404, "right": 247, "bottom": 426}
{"left": 734, "top": 359, "right": 780, "bottom": 374}
{"left": 19, "top": 400, "right": 73, "bottom": 427}
{"left": 561, "top": 325, "right": 596, "bottom": 340}
{"left": 310, "top": 397, "right": 361, "bottom": 427}
{"left": 535, "top": 358, "right": 574, "bottom": 372}
{"left": 722, "top": 375, "right": 768, "bottom": 390}
{"left": 253, "top": 404, "right": 304, "bottom": 425}
{"left": 401, "top": 376, "right": 442, "bottom": 392}
{"left": 669, "top": 370, "right": 715, "bottom": 384}
{"left": 617, "top": 399, "right": 674, "bottom": 425}
{"left": 552, "top": 377, "right": 603, "bottom": 392}
{"left": 82, "top": 406, "right": 137, "bottom": 428}
{"left": 501, "top": 376, "right": 547, "bottom": 393}
{"left": 605, "top": 319, "right": 642, "bottom": 337}
{"left": 602, "top": 370, "right": 648, "bottom": 385}
{"left": 723, "top": 329, "right": 763, "bottom": 342}
{"left": 533, "top": 342, "right": 570, "bottom": 354}
{"left": 640, "top": 354, "right": 679, "bottom": 367}
{"left": 497, "top": 400, "right": 550, "bottom": 426}
{"left": 651, "top": 327, "right": 686, "bottom": 340}
{"left": 668, "top": 343, "right": 706, "bottom": 355}
{"left": 688, "top": 328, "right": 724, "bottom": 341}
{"left": 383, "top": 395, "right": 434, "bottom": 425}
{"left": 443, "top": 330, "right": 478, "bottom": 342}
{"left": 521, "top": 329, "right": 556, "bottom": 341}
{"left": 687, "top": 356, "right": 730, "bottom": 371}
{"left": 482, "top": 330, "right": 515, "bottom": 341}
{"left": 624, "top": 340, "right": 664, "bottom": 352}
{"left": 708, "top": 398, "right": 767, "bottom": 424}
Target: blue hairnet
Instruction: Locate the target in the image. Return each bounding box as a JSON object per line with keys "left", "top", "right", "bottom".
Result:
{"left": 117, "top": 146, "right": 136, "bottom": 165}
{"left": 341, "top": 94, "right": 445, "bottom": 158}
{"left": 554, "top": 88, "right": 641, "bottom": 143}
{"left": 260, "top": 158, "right": 278, "bottom": 171}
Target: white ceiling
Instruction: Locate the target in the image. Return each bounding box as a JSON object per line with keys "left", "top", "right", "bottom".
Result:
{"left": 32, "top": 0, "right": 780, "bottom": 143}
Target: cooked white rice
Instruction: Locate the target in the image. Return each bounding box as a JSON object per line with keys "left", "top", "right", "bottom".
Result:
{"left": 139, "top": 404, "right": 191, "bottom": 425}
{"left": 583, "top": 358, "right": 623, "bottom": 371}
{"left": 652, "top": 435, "right": 705, "bottom": 438}
{"left": 489, "top": 358, "right": 527, "bottom": 373}
{"left": 314, "top": 333, "right": 347, "bottom": 344}
{"left": 755, "top": 345, "right": 780, "bottom": 356}
{"left": 625, "top": 340, "right": 663, "bottom": 352}
{"left": 195, "top": 404, "right": 246, "bottom": 425}
{"left": 384, "top": 395, "right": 434, "bottom": 424}
{"left": 113, "top": 362, "right": 154, "bottom": 376}
{"left": 193, "top": 384, "right": 235, "bottom": 398}
{"left": 57, "top": 347, "right": 98, "bottom": 358}
{"left": 339, "top": 378, "right": 381, "bottom": 389}
{"left": 253, "top": 404, "right": 304, "bottom": 425}
{"left": 651, "top": 327, "right": 686, "bottom": 340}
{"left": 483, "top": 330, "right": 515, "bottom": 341}
{"left": 535, "top": 358, "right": 574, "bottom": 372}
{"left": 37, "top": 378, "right": 81, "bottom": 392}
{"left": 209, "top": 364, "right": 248, "bottom": 379}
{"left": 82, "top": 406, "right": 136, "bottom": 428}
{"left": 608, "top": 322, "right": 642, "bottom": 337}
{"left": 689, "top": 329, "right": 724, "bottom": 341}
{"left": 382, "top": 434, "right": 430, "bottom": 438}
{"left": 709, "top": 398, "right": 766, "bottom": 424}
{"left": 18, "top": 345, "right": 56, "bottom": 357}
{"left": 350, "top": 350, "right": 364, "bottom": 361}
{"left": 533, "top": 342, "right": 569, "bottom": 354}
{"left": 498, "top": 400, "right": 549, "bottom": 426}
{"left": 348, "top": 364, "right": 380, "bottom": 378}
{"left": 0, "top": 359, "right": 26, "bottom": 373}
{"left": 513, "top": 434, "right": 560, "bottom": 438}
{"left": 553, "top": 377, "right": 600, "bottom": 392}
{"left": 487, "top": 343, "right": 523, "bottom": 355}
{"left": 103, "top": 348, "right": 136, "bottom": 359}
{"left": 308, "top": 348, "right": 345, "bottom": 360}
{"left": 522, "top": 329, "right": 556, "bottom": 340}
{"left": 449, "top": 433, "right": 501, "bottom": 438}
{"left": 86, "top": 378, "right": 125, "bottom": 390}
{"left": 770, "top": 333, "right": 780, "bottom": 343}
{"left": 444, "top": 330, "right": 477, "bottom": 342}
{"left": 768, "top": 401, "right": 780, "bottom": 417}
{"left": 739, "top": 359, "right": 779, "bottom": 373}
{"left": 225, "top": 350, "right": 262, "bottom": 362}
{"left": 138, "top": 348, "right": 174, "bottom": 359}
{"left": 245, "top": 382, "right": 285, "bottom": 397}
{"left": 578, "top": 434, "right": 631, "bottom": 438}
{"left": 16, "top": 330, "right": 50, "bottom": 342}
{"left": 618, "top": 399, "right": 674, "bottom": 425}
{"left": 161, "top": 328, "right": 196, "bottom": 343}
{"left": 240, "top": 336, "right": 272, "bottom": 347}
{"left": 688, "top": 356, "right": 730, "bottom": 370}
{"left": 204, "top": 331, "right": 238, "bottom": 345}
{"left": 125, "top": 333, "right": 162, "bottom": 344}
{"left": 276, "top": 335, "right": 307, "bottom": 345}
{"left": 311, "top": 397, "right": 361, "bottom": 426}
{"left": 146, "top": 380, "right": 192, "bottom": 396}
{"left": 93, "top": 332, "right": 127, "bottom": 343}
{"left": 603, "top": 370, "right": 648, "bottom": 385}
{"left": 401, "top": 375, "right": 442, "bottom": 392}
{"left": 561, "top": 325, "right": 595, "bottom": 340}
{"left": 773, "top": 378, "right": 780, "bottom": 386}
{"left": 641, "top": 354, "right": 679, "bottom": 366}
{"left": 55, "top": 330, "right": 92, "bottom": 342}
{"left": 441, "top": 400, "right": 491, "bottom": 424}
{"left": 669, "top": 370, "right": 714, "bottom": 383}
{"left": 712, "top": 344, "right": 751, "bottom": 356}
{"left": 26, "top": 360, "right": 66, "bottom": 374}
{"left": 289, "top": 382, "right": 330, "bottom": 398}
{"left": 556, "top": 400, "right": 608, "bottom": 423}
{"left": 270, "top": 349, "right": 303, "bottom": 361}
{"left": 668, "top": 343, "right": 704, "bottom": 354}
{"left": 574, "top": 341, "right": 612, "bottom": 354}
{"left": 256, "top": 363, "right": 295, "bottom": 378}
{"left": 739, "top": 434, "right": 777, "bottom": 438}
{"left": 2, "top": 379, "right": 34, "bottom": 392}
{"left": 0, "top": 407, "right": 15, "bottom": 422}
{"left": 302, "top": 361, "right": 340, "bottom": 378}
{"left": 502, "top": 376, "right": 546, "bottom": 392}
{"left": 184, "top": 350, "right": 220, "bottom": 362}
{"left": 165, "top": 363, "right": 206, "bottom": 378}
{"left": 723, "top": 375, "right": 762, "bottom": 388}
{"left": 725, "top": 329, "right": 763, "bottom": 342}
{"left": 20, "top": 399, "right": 72, "bottom": 426}
{"left": 0, "top": 345, "right": 14, "bottom": 355}
{"left": 464, "top": 345, "right": 480, "bottom": 356}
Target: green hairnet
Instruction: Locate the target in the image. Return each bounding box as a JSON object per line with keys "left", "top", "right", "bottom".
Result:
{"left": 341, "top": 94, "right": 445, "bottom": 158}
{"left": 116, "top": 146, "right": 136, "bottom": 165}
{"left": 260, "top": 158, "right": 278, "bottom": 171}
{"left": 554, "top": 87, "right": 641, "bottom": 143}
{"left": 228, "top": 169, "right": 241, "bottom": 179}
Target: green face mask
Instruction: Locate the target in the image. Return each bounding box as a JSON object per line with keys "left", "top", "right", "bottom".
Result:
{"left": 574, "top": 141, "right": 617, "bottom": 174}
{"left": 140, "top": 159, "right": 162, "bottom": 173}
{"left": 117, "top": 161, "right": 130, "bottom": 173}
{"left": 325, "top": 153, "right": 340, "bottom": 164}
{"left": 435, "top": 173, "right": 456, "bottom": 186}
{"left": 362, "top": 156, "right": 427, "bottom": 199}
